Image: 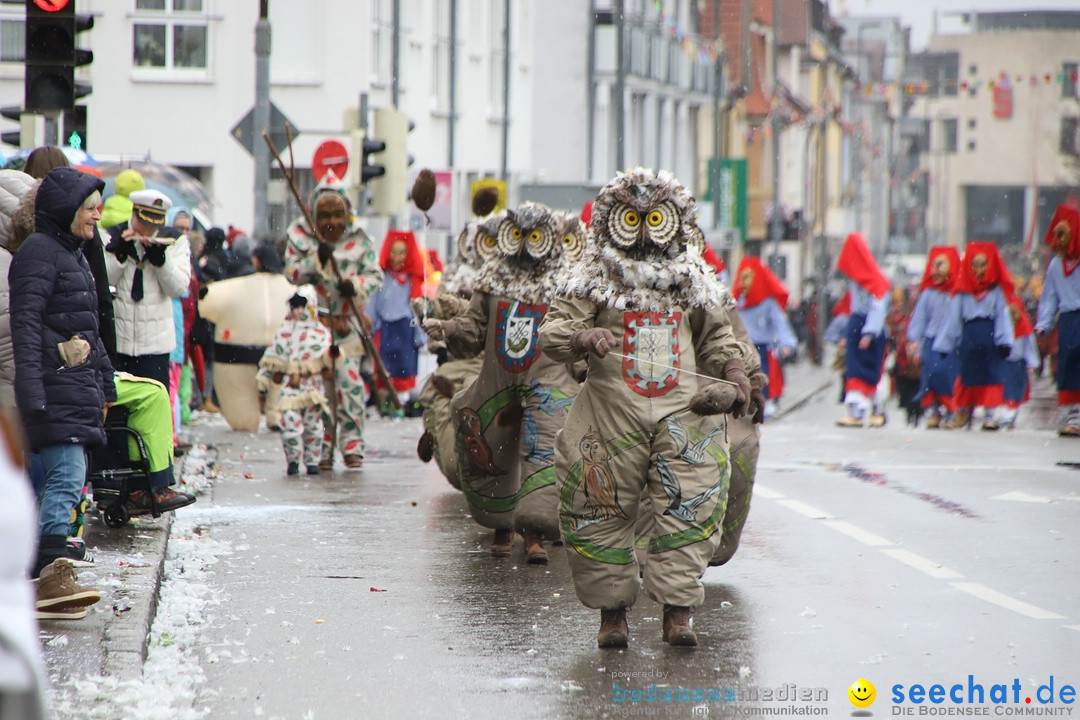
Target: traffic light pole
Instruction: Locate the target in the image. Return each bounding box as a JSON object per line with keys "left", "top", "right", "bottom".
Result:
{"left": 253, "top": 0, "right": 271, "bottom": 239}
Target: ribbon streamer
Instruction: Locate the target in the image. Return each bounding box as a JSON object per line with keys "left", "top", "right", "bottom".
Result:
{"left": 606, "top": 352, "right": 738, "bottom": 387}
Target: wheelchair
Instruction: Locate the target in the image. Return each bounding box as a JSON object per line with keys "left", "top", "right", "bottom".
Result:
{"left": 87, "top": 405, "right": 163, "bottom": 527}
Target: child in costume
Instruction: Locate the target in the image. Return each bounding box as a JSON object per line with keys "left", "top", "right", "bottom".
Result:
{"left": 259, "top": 286, "right": 332, "bottom": 475}
{"left": 835, "top": 233, "right": 892, "bottom": 427}
{"left": 998, "top": 295, "right": 1039, "bottom": 430}
{"left": 732, "top": 256, "right": 796, "bottom": 420}
{"left": 1035, "top": 203, "right": 1080, "bottom": 436}
{"left": 932, "top": 242, "right": 1014, "bottom": 430}
{"left": 367, "top": 229, "right": 427, "bottom": 418}
{"left": 538, "top": 168, "right": 759, "bottom": 648}
{"left": 907, "top": 246, "right": 962, "bottom": 428}
{"left": 424, "top": 202, "right": 581, "bottom": 564}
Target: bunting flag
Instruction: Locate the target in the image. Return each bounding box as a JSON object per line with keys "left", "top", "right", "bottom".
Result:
{"left": 882, "top": 66, "right": 1080, "bottom": 96}
{"left": 652, "top": 0, "right": 724, "bottom": 65}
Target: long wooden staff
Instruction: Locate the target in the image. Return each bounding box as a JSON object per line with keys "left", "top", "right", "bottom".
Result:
{"left": 262, "top": 130, "right": 402, "bottom": 411}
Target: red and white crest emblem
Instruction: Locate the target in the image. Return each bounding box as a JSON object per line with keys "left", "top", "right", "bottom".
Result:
{"left": 621, "top": 312, "right": 681, "bottom": 397}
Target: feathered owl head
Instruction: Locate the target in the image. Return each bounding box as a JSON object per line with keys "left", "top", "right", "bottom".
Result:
{"left": 592, "top": 168, "right": 696, "bottom": 261}
{"left": 492, "top": 201, "right": 563, "bottom": 272}
{"left": 552, "top": 210, "right": 587, "bottom": 264}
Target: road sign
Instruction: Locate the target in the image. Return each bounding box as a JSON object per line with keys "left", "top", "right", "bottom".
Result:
{"left": 312, "top": 140, "right": 348, "bottom": 183}
{"left": 230, "top": 102, "right": 297, "bottom": 156}
{"left": 33, "top": 0, "right": 70, "bottom": 11}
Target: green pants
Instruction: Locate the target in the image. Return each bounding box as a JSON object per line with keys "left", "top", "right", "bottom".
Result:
{"left": 113, "top": 372, "right": 174, "bottom": 475}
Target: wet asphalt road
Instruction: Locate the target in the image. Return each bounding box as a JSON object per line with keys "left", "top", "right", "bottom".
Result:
{"left": 182, "top": 379, "right": 1079, "bottom": 720}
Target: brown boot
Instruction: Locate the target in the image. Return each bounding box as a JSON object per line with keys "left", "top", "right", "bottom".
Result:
{"left": 36, "top": 558, "right": 101, "bottom": 616}
{"left": 491, "top": 528, "right": 514, "bottom": 557}
{"left": 343, "top": 454, "right": 364, "bottom": 469}
{"left": 662, "top": 605, "right": 698, "bottom": 646}
{"left": 943, "top": 409, "right": 972, "bottom": 430}
{"left": 521, "top": 530, "right": 548, "bottom": 565}
{"left": 597, "top": 608, "right": 629, "bottom": 648}
{"left": 417, "top": 431, "right": 435, "bottom": 463}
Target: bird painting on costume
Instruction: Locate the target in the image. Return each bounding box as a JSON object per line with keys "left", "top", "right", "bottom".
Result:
{"left": 578, "top": 429, "right": 627, "bottom": 521}
{"left": 458, "top": 407, "right": 505, "bottom": 476}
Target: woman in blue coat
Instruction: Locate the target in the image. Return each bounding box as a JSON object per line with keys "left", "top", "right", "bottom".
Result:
{"left": 10, "top": 167, "right": 116, "bottom": 580}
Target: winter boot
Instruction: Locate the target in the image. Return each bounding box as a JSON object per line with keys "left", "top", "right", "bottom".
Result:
{"left": 306, "top": 464, "right": 321, "bottom": 475}
{"left": 597, "top": 608, "right": 629, "bottom": 649}
{"left": 33, "top": 534, "right": 70, "bottom": 579}
{"left": 521, "top": 530, "right": 548, "bottom": 565}
{"left": 36, "top": 558, "right": 101, "bottom": 617}
{"left": 662, "top": 605, "right": 698, "bottom": 647}
{"left": 944, "top": 408, "right": 972, "bottom": 430}
{"left": 490, "top": 528, "right": 514, "bottom": 557}
{"left": 287, "top": 461, "right": 300, "bottom": 476}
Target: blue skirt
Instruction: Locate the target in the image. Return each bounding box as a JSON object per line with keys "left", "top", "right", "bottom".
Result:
{"left": 844, "top": 313, "right": 887, "bottom": 390}
{"left": 958, "top": 317, "right": 1004, "bottom": 387}
{"left": 1002, "top": 359, "right": 1028, "bottom": 405}
{"left": 1057, "top": 309, "right": 1080, "bottom": 394}
{"left": 918, "top": 340, "right": 959, "bottom": 401}
{"left": 378, "top": 316, "right": 419, "bottom": 379}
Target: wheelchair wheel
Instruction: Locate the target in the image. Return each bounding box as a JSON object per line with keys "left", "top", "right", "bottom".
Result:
{"left": 103, "top": 504, "right": 130, "bottom": 528}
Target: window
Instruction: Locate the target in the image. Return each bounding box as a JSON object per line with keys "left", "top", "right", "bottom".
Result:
{"left": 941, "top": 118, "right": 958, "bottom": 154}
{"left": 967, "top": 118, "right": 976, "bottom": 129}
{"left": 0, "top": 17, "right": 23, "bottom": 62}
{"left": 1064, "top": 62, "right": 1078, "bottom": 99}
{"left": 133, "top": 0, "right": 208, "bottom": 72}
{"left": 1061, "top": 117, "right": 1079, "bottom": 155}
{"left": 370, "top": 0, "right": 391, "bottom": 85}
{"left": 488, "top": 0, "right": 505, "bottom": 117}
{"left": 432, "top": 0, "right": 451, "bottom": 110}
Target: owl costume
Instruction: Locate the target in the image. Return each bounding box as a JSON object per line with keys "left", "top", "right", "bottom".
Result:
{"left": 425, "top": 202, "right": 582, "bottom": 562}
{"left": 537, "top": 169, "right": 758, "bottom": 648}
{"left": 414, "top": 217, "right": 492, "bottom": 487}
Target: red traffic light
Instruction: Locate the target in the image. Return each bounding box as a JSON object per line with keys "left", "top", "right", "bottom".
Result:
{"left": 33, "top": 0, "right": 71, "bottom": 11}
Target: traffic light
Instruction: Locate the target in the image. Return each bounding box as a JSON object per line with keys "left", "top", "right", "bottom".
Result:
{"left": 369, "top": 107, "right": 409, "bottom": 216}
{"left": 24, "top": 0, "right": 94, "bottom": 113}
{"left": 1, "top": 105, "right": 21, "bottom": 146}
{"left": 351, "top": 130, "right": 386, "bottom": 185}
{"left": 62, "top": 103, "right": 86, "bottom": 150}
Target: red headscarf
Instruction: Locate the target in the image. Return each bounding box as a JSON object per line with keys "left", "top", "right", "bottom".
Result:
{"left": 1044, "top": 202, "right": 1080, "bottom": 275}
{"left": 379, "top": 229, "right": 425, "bottom": 299}
{"left": 1007, "top": 294, "right": 1033, "bottom": 338}
{"left": 832, "top": 290, "right": 851, "bottom": 318}
{"left": 918, "top": 246, "right": 962, "bottom": 292}
{"left": 836, "top": 232, "right": 890, "bottom": 299}
{"left": 953, "top": 242, "right": 1014, "bottom": 300}
{"left": 733, "top": 256, "right": 789, "bottom": 309}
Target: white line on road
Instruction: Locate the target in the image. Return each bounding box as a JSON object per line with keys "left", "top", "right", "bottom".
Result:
{"left": 949, "top": 582, "right": 1065, "bottom": 620}
{"left": 752, "top": 484, "right": 785, "bottom": 500}
{"left": 991, "top": 491, "right": 1053, "bottom": 503}
{"left": 776, "top": 499, "right": 833, "bottom": 519}
{"left": 820, "top": 519, "right": 893, "bottom": 547}
{"left": 880, "top": 548, "right": 963, "bottom": 579}
{"left": 1064, "top": 625, "right": 1080, "bottom": 632}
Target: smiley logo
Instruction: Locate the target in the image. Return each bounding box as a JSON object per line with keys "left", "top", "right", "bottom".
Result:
{"left": 848, "top": 678, "right": 876, "bottom": 708}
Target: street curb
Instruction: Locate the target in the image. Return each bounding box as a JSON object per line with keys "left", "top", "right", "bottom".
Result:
{"left": 100, "top": 512, "right": 172, "bottom": 679}
{"left": 773, "top": 377, "right": 834, "bottom": 421}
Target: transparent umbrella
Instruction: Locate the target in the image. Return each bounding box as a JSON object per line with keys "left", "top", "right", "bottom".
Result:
{"left": 2, "top": 146, "right": 98, "bottom": 171}
{"left": 97, "top": 160, "right": 214, "bottom": 213}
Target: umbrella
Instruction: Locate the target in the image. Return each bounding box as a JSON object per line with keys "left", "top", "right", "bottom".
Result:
{"left": 97, "top": 159, "right": 214, "bottom": 212}
{"left": 2, "top": 146, "right": 98, "bottom": 171}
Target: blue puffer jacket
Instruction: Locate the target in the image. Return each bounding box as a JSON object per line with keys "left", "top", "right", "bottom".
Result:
{"left": 9, "top": 167, "right": 116, "bottom": 450}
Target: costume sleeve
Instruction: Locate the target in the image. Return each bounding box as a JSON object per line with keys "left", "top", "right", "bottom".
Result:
{"left": 992, "top": 289, "right": 1014, "bottom": 348}
{"left": 443, "top": 291, "right": 490, "bottom": 358}
{"left": 861, "top": 292, "right": 889, "bottom": 337}
{"left": 152, "top": 236, "right": 192, "bottom": 299}
{"left": 824, "top": 313, "right": 847, "bottom": 344}
{"left": 334, "top": 230, "right": 383, "bottom": 307}
{"left": 283, "top": 222, "right": 320, "bottom": 286}
{"left": 695, "top": 305, "right": 759, "bottom": 379}
{"left": 537, "top": 296, "right": 598, "bottom": 363}
{"left": 932, "top": 295, "right": 963, "bottom": 354}
{"left": 766, "top": 297, "right": 798, "bottom": 351}
{"left": 365, "top": 282, "right": 384, "bottom": 335}
{"left": 197, "top": 280, "right": 228, "bottom": 325}
{"left": 9, "top": 251, "right": 53, "bottom": 413}
{"left": 1020, "top": 335, "right": 1040, "bottom": 369}
{"left": 725, "top": 308, "right": 767, "bottom": 386}
{"left": 1035, "top": 260, "right": 1060, "bottom": 333}
{"left": 907, "top": 292, "right": 930, "bottom": 342}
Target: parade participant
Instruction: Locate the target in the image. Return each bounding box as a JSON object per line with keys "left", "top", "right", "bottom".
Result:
{"left": 259, "top": 287, "right": 332, "bottom": 475}
{"left": 9, "top": 168, "right": 113, "bottom": 602}
{"left": 732, "top": 256, "right": 797, "bottom": 420}
{"left": 283, "top": 176, "right": 382, "bottom": 469}
{"left": 103, "top": 189, "right": 191, "bottom": 390}
{"left": 367, "top": 229, "right": 427, "bottom": 418}
{"left": 424, "top": 202, "right": 581, "bottom": 564}
{"left": 198, "top": 243, "right": 296, "bottom": 431}
{"left": 1035, "top": 203, "right": 1080, "bottom": 436}
{"left": 98, "top": 169, "right": 144, "bottom": 230}
{"left": 538, "top": 168, "right": 758, "bottom": 648}
{"left": 997, "top": 295, "right": 1039, "bottom": 430}
{"left": 933, "top": 242, "right": 1014, "bottom": 430}
{"left": 834, "top": 233, "right": 891, "bottom": 428}
{"left": 907, "top": 246, "right": 962, "bottom": 428}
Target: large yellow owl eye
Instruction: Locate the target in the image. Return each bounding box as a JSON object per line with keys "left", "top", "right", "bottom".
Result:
{"left": 511, "top": 227, "right": 523, "bottom": 239}
{"left": 623, "top": 210, "right": 640, "bottom": 227}
{"left": 483, "top": 235, "right": 496, "bottom": 248}
{"left": 529, "top": 230, "right": 541, "bottom": 243}
{"left": 562, "top": 234, "right": 575, "bottom": 247}
{"left": 647, "top": 210, "right": 663, "bottom": 227}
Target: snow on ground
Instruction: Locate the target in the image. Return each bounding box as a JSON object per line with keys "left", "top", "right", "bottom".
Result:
{"left": 51, "top": 445, "right": 228, "bottom": 720}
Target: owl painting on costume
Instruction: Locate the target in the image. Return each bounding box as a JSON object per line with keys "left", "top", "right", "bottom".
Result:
{"left": 413, "top": 214, "right": 499, "bottom": 487}
{"left": 537, "top": 168, "right": 759, "bottom": 649}
{"left": 424, "top": 201, "right": 581, "bottom": 565}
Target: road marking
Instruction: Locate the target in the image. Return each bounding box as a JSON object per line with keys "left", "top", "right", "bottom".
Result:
{"left": 880, "top": 548, "right": 963, "bottom": 579}
{"left": 949, "top": 582, "right": 1065, "bottom": 620}
{"left": 992, "top": 491, "right": 1053, "bottom": 503}
{"left": 776, "top": 499, "right": 833, "bottom": 519}
{"left": 752, "top": 484, "right": 785, "bottom": 500}
{"left": 1064, "top": 625, "right": 1080, "bottom": 632}
{"left": 820, "top": 519, "right": 893, "bottom": 547}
